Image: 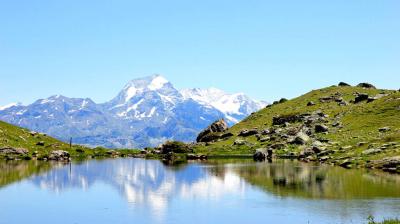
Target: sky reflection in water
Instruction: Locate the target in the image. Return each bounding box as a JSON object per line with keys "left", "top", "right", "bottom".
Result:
{"left": 0, "top": 158, "right": 399, "bottom": 224}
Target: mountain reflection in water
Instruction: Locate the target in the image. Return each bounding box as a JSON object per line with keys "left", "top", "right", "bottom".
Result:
{"left": 0, "top": 158, "right": 399, "bottom": 224}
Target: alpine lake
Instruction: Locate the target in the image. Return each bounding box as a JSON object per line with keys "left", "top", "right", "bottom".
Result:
{"left": 0, "top": 158, "right": 399, "bottom": 224}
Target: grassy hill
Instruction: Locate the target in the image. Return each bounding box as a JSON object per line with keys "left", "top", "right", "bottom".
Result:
{"left": 0, "top": 120, "right": 139, "bottom": 160}
{"left": 193, "top": 83, "right": 400, "bottom": 172}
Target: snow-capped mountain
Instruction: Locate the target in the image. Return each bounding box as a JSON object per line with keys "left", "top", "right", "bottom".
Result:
{"left": 181, "top": 88, "right": 268, "bottom": 123}
{"left": 0, "top": 75, "right": 267, "bottom": 148}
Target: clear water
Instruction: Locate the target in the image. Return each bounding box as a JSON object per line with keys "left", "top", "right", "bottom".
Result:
{"left": 0, "top": 158, "right": 399, "bottom": 224}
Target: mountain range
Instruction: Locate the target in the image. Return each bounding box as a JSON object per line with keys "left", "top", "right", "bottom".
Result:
{"left": 0, "top": 75, "right": 267, "bottom": 148}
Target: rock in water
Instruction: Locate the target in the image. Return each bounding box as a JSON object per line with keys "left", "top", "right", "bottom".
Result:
{"left": 159, "top": 141, "right": 191, "bottom": 154}
{"left": 196, "top": 119, "right": 228, "bottom": 142}
{"left": 253, "top": 149, "right": 267, "bottom": 161}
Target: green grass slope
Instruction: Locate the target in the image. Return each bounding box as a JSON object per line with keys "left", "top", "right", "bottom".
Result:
{"left": 193, "top": 84, "right": 400, "bottom": 171}
{"left": 0, "top": 120, "right": 139, "bottom": 160}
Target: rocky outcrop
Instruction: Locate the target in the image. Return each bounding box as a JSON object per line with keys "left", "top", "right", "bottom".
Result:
{"left": 369, "top": 156, "right": 400, "bottom": 173}
{"left": 272, "top": 98, "right": 288, "bottom": 105}
{"left": 196, "top": 119, "right": 229, "bottom": 142}
{"left": 319, "top": 92, "right": 344, "bottom": 104}
{"left": 338, "top": 82, "right": 351, "bottom": 87}
{"left": 272, "top": 114, "right": 307, "bottom": 125}
{"left": 354, "top": 93, "right": 369, "bottom": 103}
{"left": 253, "top": 148, "right": 272, "bottom": 161}
{"left": 49, "top": 150, "right": 70, "bottom": 161}
{"left": 357, "top": 83, "right": 376, "bottom": 89}
{"left": 0, "top": 147, "right": 28, "bottom": 155}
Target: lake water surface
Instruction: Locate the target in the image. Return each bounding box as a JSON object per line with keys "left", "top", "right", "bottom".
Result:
{"left": 0, "top": 158, "right": 399, "bottom": 224}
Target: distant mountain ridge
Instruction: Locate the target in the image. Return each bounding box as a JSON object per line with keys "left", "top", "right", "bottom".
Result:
{"left": 0, "top": 75, "right": 267, "bottom": 148}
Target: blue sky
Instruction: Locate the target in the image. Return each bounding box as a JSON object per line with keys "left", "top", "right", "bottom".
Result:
{"left": 0, "top": 0, "right": 399, "bottom": 105}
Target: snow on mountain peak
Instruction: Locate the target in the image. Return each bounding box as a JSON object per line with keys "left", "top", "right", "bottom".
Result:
{"left": 148, "top": 75, "right": 169, "bottom": 90}
{"left": 180, "top": 87, "right": 268, "bottom": 123}
{"left": 123, "top": 75, "right": 171, "bottom": 102}
{"left": 0, "top": 102, "right": 22, "bottom": 111}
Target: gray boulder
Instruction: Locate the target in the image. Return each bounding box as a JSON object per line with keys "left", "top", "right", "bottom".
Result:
{"left": 196, "top": 119, "right": 228, "bottom": 142}
{"left": 49, "top": 150, "right": 70, "bottom": 161}
{"left": 233, "top": 139, "right": 248, "bottom": 146}
{"left": 290, "top": 132, "right": 310, "bottom": 145}
{"left": 253, "top": 149, "right": 267, "bottom": 161}
{"left": 0, "top": 147, "right": 28, "bottom": 155}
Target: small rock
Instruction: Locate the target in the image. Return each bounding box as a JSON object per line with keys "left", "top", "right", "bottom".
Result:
{"left": 270, "top": 143, "right": 286, "bottom": 149}
{"left": 187, "top": 154, "right": 207, "bottom": 160}
{"left": 319, "top": 156, "right": 330, "bottom": 162}
{"left": 317, "top": 150, "right": 334, "bottom": 157}
{"left": 233, "top": 139, "right": 247, "bottom": 146}
{"left": 362, "top": 148, "right": 382, "bottom": 155}
{"left": 238, "top": 129, "right": 259, "bottom": 137}
{"left": 339, "top": 159, "right": 353, "bottom": 168}
{"left": 259, "top": 137, "right": 270, "bottom": 142}
{"left": 261, "top": 129, "right": 271, "bottom": 135}
{"left": 315, "top": 124, "right": 329, "bottom": 133}
{"left": 312, "top": 146, "right": 323, "bottom": 154}
{"left": 357, "top": 142, "right": 368, "bottom": 146}
{"left": 272, "top": 114, "right": 306, "bottom": 125}
{"left": 220, "top": 132, "right": 234, "bottom": 139}
{"left": 299, "top": 148, "right": 315, "bottom": 158}
{"left": 290, "top": 132, "right": 310, "bottom": 145}
{"left": 307, "top": 101, "right": 316, "bottom": 106}
{"left": 29, "top": 131, "right": 38, "bottom": 136}
{"left": 379, "top": 127, "right": 391, "bottom": 132}
{"left": 36, "top": 141, "right": 45, "bottom": 146}
{"left": 340, "top": 145, "right": 352, "bottom": 150}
